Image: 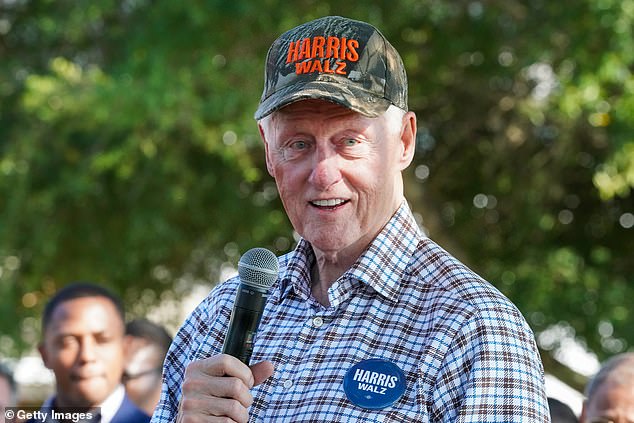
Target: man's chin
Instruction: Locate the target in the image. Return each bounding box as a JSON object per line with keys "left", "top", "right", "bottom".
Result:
{"left": 306, "top": 227, "right": 363, "bottom": 252}
{"left": 69, "top": 380, "right": 111, "bottom": 406}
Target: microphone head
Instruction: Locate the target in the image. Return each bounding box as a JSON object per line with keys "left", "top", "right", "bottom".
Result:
{"left": 238, "top": 248, "right": 279, "bottom": 291}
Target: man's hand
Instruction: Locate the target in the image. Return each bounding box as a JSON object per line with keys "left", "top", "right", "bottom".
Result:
{"left": 176, "top": 354, "right": 274, "bottom": 423}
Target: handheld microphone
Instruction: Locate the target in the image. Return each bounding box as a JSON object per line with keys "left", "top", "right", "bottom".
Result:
{"left": 222, "top": 247, "right": 279, "bottom": 364}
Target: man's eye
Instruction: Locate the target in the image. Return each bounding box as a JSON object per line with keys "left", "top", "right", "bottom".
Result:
{"left": 59, "top": 337, "right": 78, "bottom": 348}
{"left": 291, "top": 140, "right": 308, "bottom": 150}
{"left": 96, "top": 334, "right": 114, "bottom": 344}
{"left": 343, "top": 139, "right": 360, "bottom": 146}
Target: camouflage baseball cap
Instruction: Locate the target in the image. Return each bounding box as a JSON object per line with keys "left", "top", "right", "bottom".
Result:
{"left": 254, "top": 16, "right": 408, "bottom": 120}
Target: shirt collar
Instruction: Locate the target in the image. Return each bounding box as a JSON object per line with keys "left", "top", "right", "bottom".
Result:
{"left": 43, "top": 384, "right": 125, "bottom": 423}
{"left": 98, "top": 384, "right": 125, "bottom": 423}
{"left": 276, "top": 201, "right": 422, "bottom": 303}
{"left": 276, "top": 238, "right": 314, "bottom": 302}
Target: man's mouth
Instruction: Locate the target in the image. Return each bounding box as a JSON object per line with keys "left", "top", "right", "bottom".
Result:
{"left": 309, "top": 198, "right": 349, "bottom": 209}
{"left": 71, "top": 372, "right": 102, "bottom": 382}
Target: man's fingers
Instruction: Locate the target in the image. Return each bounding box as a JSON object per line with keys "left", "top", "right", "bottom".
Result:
{"left": 205, "top": 375, "right": 254, "bottom": 408}
{"left": 179, "top": 395, "right": 249, "bottom": 423}
{"left": 177, "top": 355, "right": 274, "bottom": 423}
{"left": 197, "top": 354, "right": 255, "bottom": 386}
{"left": 250, "top": 360, "right": 275, "bottom": 387}
{"left": 206, "top": 397, "right": 250, "bottom": 423}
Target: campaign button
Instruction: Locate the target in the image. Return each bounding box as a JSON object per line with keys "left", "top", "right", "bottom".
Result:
{"left": 343, "top": 358, "right": 406, "bottom": 410}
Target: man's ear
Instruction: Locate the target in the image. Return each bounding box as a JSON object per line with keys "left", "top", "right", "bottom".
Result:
{"left": 258, "top": 122, "right": 276, "bottom": 178}
{"left": 38, "top": 342, "right": 52, "bottom": 370}
{"left": 397, "top": 111, "right": 417, "bottom": 171}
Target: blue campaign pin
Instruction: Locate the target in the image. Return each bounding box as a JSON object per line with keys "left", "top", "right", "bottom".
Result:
{"left": 343, "top": 358, "right": 406, "bottom": 410}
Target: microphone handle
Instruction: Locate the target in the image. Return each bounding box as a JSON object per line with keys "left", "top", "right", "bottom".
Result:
{"left": 222, "top": 284, "right": 268, "bottom": 364}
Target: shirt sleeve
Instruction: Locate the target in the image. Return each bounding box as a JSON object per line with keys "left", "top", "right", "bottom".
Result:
{"left": 150, "top": 282, "right": 233, "bottom": 423}
{"left": 429, "top": 304, "right": 550, "bottom": 422}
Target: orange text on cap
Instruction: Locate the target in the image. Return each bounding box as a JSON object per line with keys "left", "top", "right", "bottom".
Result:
{"left": 286, "top": 37, "right": 360, "bottom": 76}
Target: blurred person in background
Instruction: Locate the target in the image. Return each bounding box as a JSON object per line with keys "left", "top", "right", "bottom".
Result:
{"left": 548, "top": 397, "right": 577, "bottom": 423}
{"left": 580, "top": 352, "right": 634, "bottom": 423}
{"left": 123, "top": 319, "right": 172, "bottom": 416}
{"left": 0, "top": 361, "right": 17, "bottom": 408}
{"left": 34, "top": 282, "right": 149, "bottom": 423}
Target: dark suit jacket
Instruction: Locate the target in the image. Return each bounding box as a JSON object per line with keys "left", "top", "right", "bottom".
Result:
{"left": 26, "top": 394, "right": 150, "bottom": 423}
{"left": 110, "top": 395, "right": 150, "bottom": 423}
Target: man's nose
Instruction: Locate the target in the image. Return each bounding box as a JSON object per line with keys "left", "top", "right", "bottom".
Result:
{"left": 308, "top": 147, "right": 342, "bottom": 190}
{"left": 77, "top": 337, "right": 98, "bottom": 362}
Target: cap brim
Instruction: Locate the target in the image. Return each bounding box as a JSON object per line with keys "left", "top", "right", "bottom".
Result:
{"left": 254, "top": 80, "right": 392, "bottom": 120}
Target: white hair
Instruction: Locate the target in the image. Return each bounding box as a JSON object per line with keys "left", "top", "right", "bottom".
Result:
{"left": 258, "top": 103, "right": 408, "bottom": 139}
{"left": 384, "top": 105, "right": 408, "bottom": 136}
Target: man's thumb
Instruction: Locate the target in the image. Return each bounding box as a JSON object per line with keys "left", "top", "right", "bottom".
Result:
{"left": 250, "top": 360, "right": 275, "bottom": 387}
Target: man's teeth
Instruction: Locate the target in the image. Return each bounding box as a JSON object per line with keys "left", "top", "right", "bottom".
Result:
{"left": 312, "top": 199, "right": 346, "bottom": 207}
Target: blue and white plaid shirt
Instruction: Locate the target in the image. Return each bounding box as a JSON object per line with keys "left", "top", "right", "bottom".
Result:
{"left": 152, "top": 202, "right": 549, "bottom": 422}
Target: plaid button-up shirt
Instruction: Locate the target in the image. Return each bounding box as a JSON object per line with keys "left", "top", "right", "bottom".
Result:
{"left": 152, "top": 202, "right": 549, "bottom": 422}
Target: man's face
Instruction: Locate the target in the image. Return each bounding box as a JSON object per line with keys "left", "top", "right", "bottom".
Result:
{"left": 123, "top": 337, "right": 163, "bottom": 415}
{"left": 260, "top": 100, "right": 415, "bottom": 257}
{"left": 583, "top": 379, "right": 634, "bottom": 423}
{"left": 39, "top": 297, "right": 125, "bottom": 408}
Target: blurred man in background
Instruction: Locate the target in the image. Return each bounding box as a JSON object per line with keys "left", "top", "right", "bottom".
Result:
{"left": 581, "top": 352, "right": 634, "bottom": 423}
{"left": 123, "top": 319, "right": 172, "bottom": 416}
{"left": 35, "top": 283, "right": 149, "bottom": 423}
{"left": 0, "top": 361, "right": 17, "bottom": 409}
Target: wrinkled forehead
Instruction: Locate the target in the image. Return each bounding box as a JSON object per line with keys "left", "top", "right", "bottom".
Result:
{"left": 260, "top": 99, "right": 376, "bottom": 137}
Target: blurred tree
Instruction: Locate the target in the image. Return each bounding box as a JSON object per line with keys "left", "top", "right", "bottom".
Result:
{"left": 0, "top": 0, "right": 632, "bottom": 390}
{"left": 398, "top": 0, "right": 633, "bottom": 390}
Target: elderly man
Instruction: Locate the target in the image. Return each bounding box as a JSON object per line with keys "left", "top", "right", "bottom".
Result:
{"left": 153, "top": 16, "right": 549, "bottom": 422}
{"left": 580, "top": 352, "right": 634, "bottom": 423}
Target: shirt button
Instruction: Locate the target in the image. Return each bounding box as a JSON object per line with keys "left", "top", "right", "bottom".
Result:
{"left": 282, "top": 379, "right": 293, "bottom": 389}
{"left": 312, "top": 316, "right": 324, "bottom": 328}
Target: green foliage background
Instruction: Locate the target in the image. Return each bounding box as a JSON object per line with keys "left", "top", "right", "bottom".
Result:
{"left": 1, "top": 0, "right": 632, "bottom": 388}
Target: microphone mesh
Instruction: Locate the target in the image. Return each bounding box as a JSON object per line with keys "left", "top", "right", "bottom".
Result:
{"left": 238, "top": 247, "right": 279, "bottom": 290}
